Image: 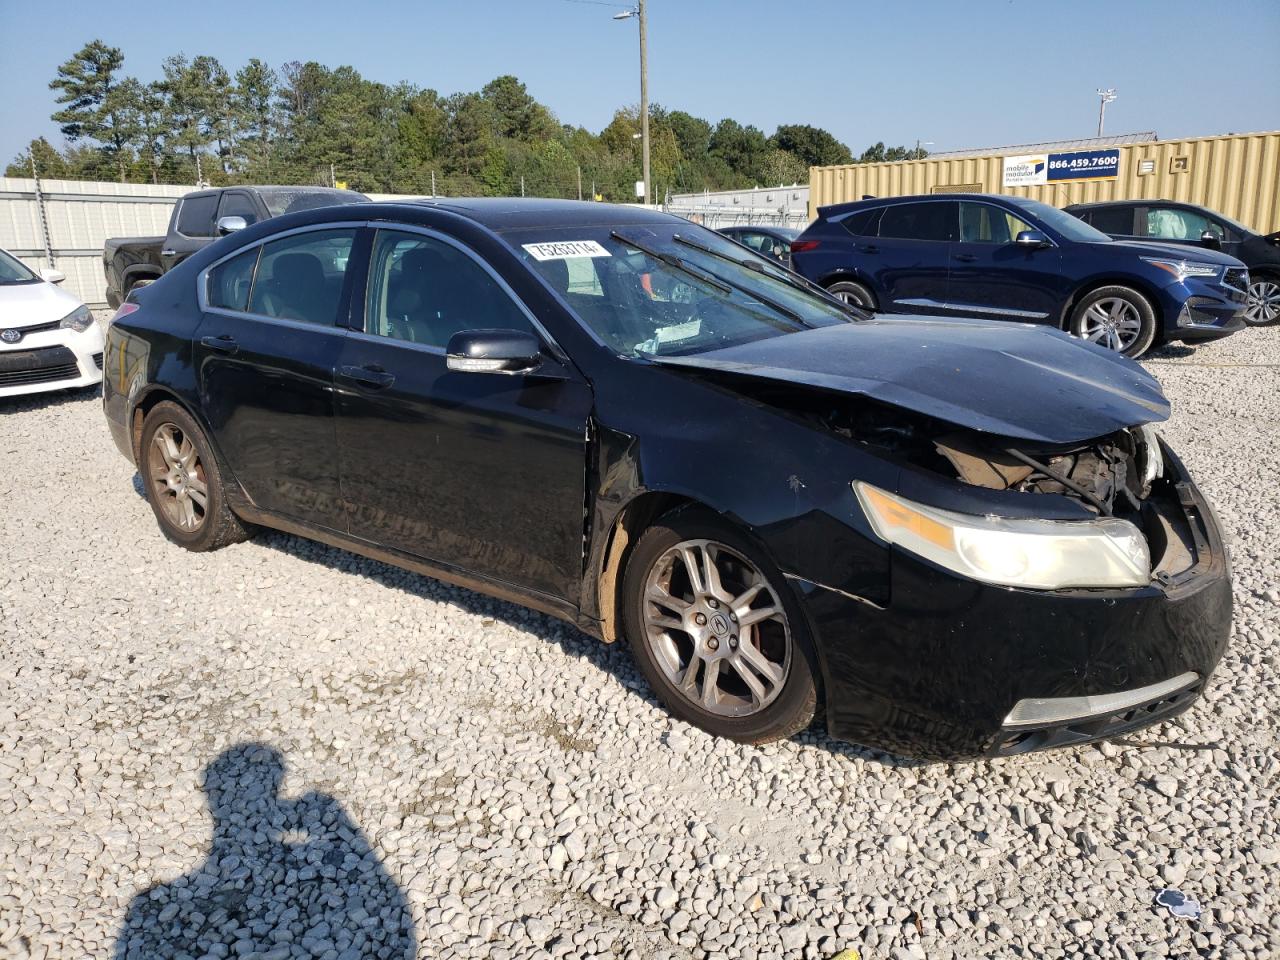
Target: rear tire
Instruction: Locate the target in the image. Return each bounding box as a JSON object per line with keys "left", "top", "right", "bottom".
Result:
{"left": 826, "top": 280, "right": 877, "bottom": 310}
{"left": 1068, "top": 285, "right": 1157, "bottom": 358}
{"left": 139, "top": 401, "right": 253, "bottom": 552}
{"left": 621, "top": 508, "right": 819, "bottom": 744}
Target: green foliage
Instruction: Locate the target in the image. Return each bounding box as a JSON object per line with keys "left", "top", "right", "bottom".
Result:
{"left": 21, "top": 38, "right": 917, "bottom": 199}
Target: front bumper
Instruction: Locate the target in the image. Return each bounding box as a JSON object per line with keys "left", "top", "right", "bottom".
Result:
{"left": 1158, "top": 276, "right": 1248, "bottom": 343}
{"left": 795, "top": 448, "right": 1232, "bottom": 761}
{"left": 0, "top": 321, "right": 104, "bottom": 398}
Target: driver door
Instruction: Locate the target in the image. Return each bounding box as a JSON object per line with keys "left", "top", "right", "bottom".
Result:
{"left": 333, "top": 227, "right": 593, "bottom": 603}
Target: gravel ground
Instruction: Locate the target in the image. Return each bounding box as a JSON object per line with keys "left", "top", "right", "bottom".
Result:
{"left": 1, "top": 326, "right": 1278, "bottom": 960}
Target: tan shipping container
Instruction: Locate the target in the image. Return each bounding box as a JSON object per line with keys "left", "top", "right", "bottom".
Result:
{"left": 809, "top": 130, "right": 1280, "bottom": 234}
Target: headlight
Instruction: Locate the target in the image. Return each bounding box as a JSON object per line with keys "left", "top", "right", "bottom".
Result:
{"left": 854, "top": 482, "right": 1151, "bottom": 590}
{"left": 59, "top": 305, "right": 95, "bottom": 332}
{"left": 1141, "top": 257, "right": 1221, "bottom": 282}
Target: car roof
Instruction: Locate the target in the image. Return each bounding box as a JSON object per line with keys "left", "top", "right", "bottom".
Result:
{"left": 817, "top": 192, "right": 1027, "bottom": 218}
{"left": 390, "top": 197, "right": 682, "bottom": 230}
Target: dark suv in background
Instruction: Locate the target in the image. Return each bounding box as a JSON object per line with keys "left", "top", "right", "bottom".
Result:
{"left": 1067, "top": 199, "right": 1280, "bottom": 326}
{"left": 790, "top": 194, "right": 1249, "bottom": 357}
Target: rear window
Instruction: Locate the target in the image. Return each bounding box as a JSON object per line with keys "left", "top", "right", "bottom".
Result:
{"left": 877, "top": 202, "right": 957, "bottom": 242}
{"left": 839, "top": 208, "right": 880, "bottom": 237}
{"left": 208, "top": 247, "right": 259, "bottom": 312}
{"left": 259, "top": 189, "right": 368, "bottom": 217}
{"left": 1083, "top": 206, "right": 1136, "bottom": 235}
{"left": 176, "top": 194, "right": 218, "bottom": 237}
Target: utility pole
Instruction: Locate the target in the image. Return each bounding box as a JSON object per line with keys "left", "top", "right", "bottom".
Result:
{"left": 521, "top": 175, "right": 525, "bottom": 198}
{"left": 639, "top": 0, "right": 650, "bottom": 206}
{"left": 577, "top": 165, "right": 583, "bottom": 201}
{"left": 329, "top": 162, "right": 336, "bottom": 188}
{"left": 430, "top": 170, "right": 436, "bottom": 197}
{"left": 1096, "top": 88, "right": 1117, "bottom": 137}
{"left": 614, "top": 3, "right": 650, "bottom": 205}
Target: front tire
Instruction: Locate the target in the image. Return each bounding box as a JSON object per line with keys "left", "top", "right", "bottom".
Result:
{"left": 621, "top": 509, "right": 819, "bottom": 744}
{"left": 139, "top": 401, "right": 253, "bottom": 552}
{"left": 1244, "top": 274, "right": 1280, "bottom": 326}
{"left": 1068, "top": 285, "right": 1157, "bottom": 357}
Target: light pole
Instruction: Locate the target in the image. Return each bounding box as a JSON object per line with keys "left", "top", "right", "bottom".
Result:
{"left": 914, "top": 139, "right": 934, "bottom": 160}
{"left": 1096, "top": 88, "right": 1117, "bottom": 137}
{"left": 614, "top": 2, "right": 650, "bottom": 205}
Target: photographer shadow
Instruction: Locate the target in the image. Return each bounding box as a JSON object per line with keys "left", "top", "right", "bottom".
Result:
{"left": 114, "top": 744, "right": 416, "bottom": 959}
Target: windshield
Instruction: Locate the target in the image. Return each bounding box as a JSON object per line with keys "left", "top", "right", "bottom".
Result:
{"left": 0, "top": 249, "right": 39, "bottom": 285}
{"left": 259, "top": 188, "right": 369, "bottom": 217}
{"left": 1011, "top": 198, "right": 1112, "bottom": 243}
{"left": 504, "top": 223, "right": 854, "bottom": 357}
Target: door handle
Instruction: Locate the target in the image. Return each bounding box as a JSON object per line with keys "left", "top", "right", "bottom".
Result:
{"left": 161, "top": 249, "right": 177, "bottom": 257}
{"left": 200, "top": 335, "right": 239, "bottom": 355}
{"left": 859, "top": 244, "right": 880, "bottom": 254}
{"left": 953, "top": 253, "right": 978, "bottom": 262}
{"left": 339, "top": 364, "right": 396, "bottom": 389}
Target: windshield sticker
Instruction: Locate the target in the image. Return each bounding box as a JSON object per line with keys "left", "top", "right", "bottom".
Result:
{"left": 523, "top": 240, "right": 612, "bottom": 261}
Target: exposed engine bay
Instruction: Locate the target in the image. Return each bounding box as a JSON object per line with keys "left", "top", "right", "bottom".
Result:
{"left": 714, "top": 378, "right": 1202, "bottom": 583}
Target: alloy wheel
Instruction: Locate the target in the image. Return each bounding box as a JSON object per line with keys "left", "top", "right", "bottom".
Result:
{"left": 1244, "top": 279, "right": 1280, "bottom": 325}
{"left": 835, "top": 290, "right": 868, "bottom": 307}
{"left": 149, "top": 423, "right": 209, "bottom": 531}
{"left": 642, "top": 538, "right": 791, "bottom": 717}
{"left": 1077, "top": 297, "right": 1143, "bottom": 352}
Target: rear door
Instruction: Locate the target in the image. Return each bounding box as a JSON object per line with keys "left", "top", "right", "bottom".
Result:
{"left": 868, "top": 200, "right": 957, "bottom": 311}
{"left": 193, "top": 224, "right": 362, "bottom": 531}
{"left": 945, "top": 200, "right": 1063, "bottom": 323}
{"left": 163, "top": 192, "right": 220, "bottom": 272}
{"left": 333, "top": 226, "right": 592, "bottom": 603}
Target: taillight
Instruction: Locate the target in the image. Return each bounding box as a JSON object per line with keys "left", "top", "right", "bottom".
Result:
{"left": 790, "top": 239, "right": 821, "bottom": 253}
{"left": 108, "top": 302, "right": 140, "bottom": 325}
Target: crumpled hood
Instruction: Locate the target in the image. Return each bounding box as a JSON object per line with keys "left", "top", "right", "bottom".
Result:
{"left": 650, "top": 316, "right": 1170, "bottom": 444}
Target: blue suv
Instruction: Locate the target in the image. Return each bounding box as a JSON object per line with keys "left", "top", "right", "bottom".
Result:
{"left": 790, "top": 194, "right": 1249, "bottom": 357}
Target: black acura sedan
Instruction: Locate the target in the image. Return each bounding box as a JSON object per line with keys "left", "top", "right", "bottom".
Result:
{"left": 102, "top": 199, "right": 1232, "bottom": 761}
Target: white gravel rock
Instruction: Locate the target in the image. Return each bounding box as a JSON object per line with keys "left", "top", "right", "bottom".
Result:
{"left": 1, "top": 328, "right": 1279, "bottom": 959}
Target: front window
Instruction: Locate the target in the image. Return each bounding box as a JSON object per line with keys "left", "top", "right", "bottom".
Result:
{"left": 958, "top": 202, "right": 1034, "bottom": 244}
{"left": 0, "top": 249, "right": 39, "bottom": 285}
{"left": 503, "top": 224, "right": 853, "bottom": 357}
{"left": 1009, "top": 198, "right": 1112, "bottom": 243}
{"left": 1145, "top": 207, "right": 1221, "bottom": 241}
{"left": 365, "top": 229, "right": 534, "bottom": 348}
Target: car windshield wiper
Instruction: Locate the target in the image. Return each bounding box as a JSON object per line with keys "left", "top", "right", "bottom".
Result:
{"left": 672, "top": 233, "right": 867, "bottom": 318}
{"left": 610, "top": 232, "right": 731, "bottom": 295}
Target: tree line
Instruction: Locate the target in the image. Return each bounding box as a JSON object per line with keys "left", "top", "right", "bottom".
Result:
{"left": 6, "top": 40, "right": 927, "bottom": 201}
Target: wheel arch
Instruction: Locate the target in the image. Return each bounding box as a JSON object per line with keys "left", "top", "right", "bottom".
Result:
{"left": 594, "top": 491, "right": 699, "bottom": 644}
{"left": 1059, "top": 276, "right": 1165, "bottom": 331}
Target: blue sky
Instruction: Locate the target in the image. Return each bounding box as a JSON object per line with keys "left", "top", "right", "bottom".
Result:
{"left": 2, "top": 0, "right": 1277, "bottom": 166}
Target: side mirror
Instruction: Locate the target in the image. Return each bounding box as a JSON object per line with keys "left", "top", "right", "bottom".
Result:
{"left": 446, "top": 329, "right": 543, "bottom": 375}
{"left": 1014, "top": 229, "right": 1052, "bottom": 249}
{"left": 216, "top": 215, "right": 248, "bottom": 236}
{"left": 40, "top": 267, "right": 66, "bottom": 284}
{"left": 1199, "top": 230, "right": 1221, "bottom": 250}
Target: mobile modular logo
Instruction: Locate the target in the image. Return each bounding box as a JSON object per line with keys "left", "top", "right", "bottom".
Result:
{"left": 1002, "top": 155, "right": 1049, "bottom": 187}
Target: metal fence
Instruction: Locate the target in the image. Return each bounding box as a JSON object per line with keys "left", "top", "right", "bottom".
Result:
{"left": 664, "top": 185, "right": 810, "bottom": 230}
{"left": 0, "top": 178, "right": 191, "bottom": 307}
{"left": 0, "top": 178, "right": 427, "bottom": 308}
{"left": 810, "top": 130, "right": 1280, "bottom": 233}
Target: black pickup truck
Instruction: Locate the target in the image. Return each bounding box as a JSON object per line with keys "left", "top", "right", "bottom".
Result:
{"left": 103, "top": 185, "right": 368, "bottom": 307}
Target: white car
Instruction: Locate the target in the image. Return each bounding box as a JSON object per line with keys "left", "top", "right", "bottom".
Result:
{"left": 0, "top": 248, "right": 104, "bottom": 398}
